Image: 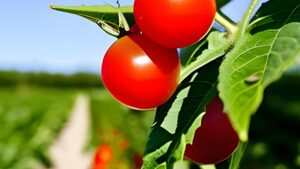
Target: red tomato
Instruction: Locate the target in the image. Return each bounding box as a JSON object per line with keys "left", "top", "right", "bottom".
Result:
{"left": 119, "top": 139, "right": 130, "bottom": 150}
{"left": 111, "top": 128, "right": 120, "bottom": 137}
{"left": 101, "top": 32, "right": 180, "bottom": 110}
{"left": 94, "top": 144, "right": 113, "bottom": 164}
{"left": 90, "top": 163, "right": 107, "bottom": 169}
{"left": 133, "top": 153, "right": 143, "bottom": 169}
{"left": 184, "top": 97, "right": 239, "bottom": 164}
{"left": 134, "top": 0, "right": 216, "bottom": 48}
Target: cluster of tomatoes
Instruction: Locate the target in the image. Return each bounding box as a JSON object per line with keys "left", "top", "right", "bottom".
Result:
{"left": 101, "top": 0, "right": 216, "bottom": 110}
{"left": 101, "top": 0, "right": 239, "bottom": 166}
{"left": 90, "top": 129, "right": 143, "bottom": 169}
{"left": 90, "top": 143, "right": 143, "bottom": 169}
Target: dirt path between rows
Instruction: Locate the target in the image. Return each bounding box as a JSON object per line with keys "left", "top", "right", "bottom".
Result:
{"left": 48, "top": 93, "right": 92, "bottom": 169}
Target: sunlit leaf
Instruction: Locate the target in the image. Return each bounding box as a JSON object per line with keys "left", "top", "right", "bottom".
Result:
{"left": 218, "top": 0, "right": 300, "bottom": 141}
{"left": 50, "top": 5, "right": 134, "bottom": 36}
{"left": 180, "top": 31, "right": 231, "bottom": 82}
{"left": 218, "top": 23, "right": 300, "bottom": 141}
{"left": 143, "top": 59, "right": 221, "bottom": 168}
{"left": 228, "top": 143, "right": 247, "bottom": 169}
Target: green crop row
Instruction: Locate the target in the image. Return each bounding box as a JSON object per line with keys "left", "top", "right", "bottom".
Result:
{"left": 0, "top": 71, "right": 102, "bottom": 88}
{"left": 0, "top": 87, "right": 76, "bottom": 169}
{"left": 87, "top": 89, "right": 155, "bottom": 168}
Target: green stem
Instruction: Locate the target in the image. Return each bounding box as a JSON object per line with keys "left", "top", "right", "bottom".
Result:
{"left": 236, "top": 0, "right": 260, "bottom": 37}
{"left": 185, "top": 40, "right": 207, "bottom": 66}
{"left": 199, "top": 164, "right": 216, "bottom": 169}
{"left": 215, "top": 12, "right": 238, "bottom": 34}
{"left": 118, "top": 5, "right": 130, "bottom": 31}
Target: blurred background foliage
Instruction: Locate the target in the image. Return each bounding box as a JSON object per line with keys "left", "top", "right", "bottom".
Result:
{"left": 0, "top": 68, "right": 299, "bottom": 169}
{"left": 0, "top": 71, "right": 102, "bottom": 88}
{"left": 0, "top": 86, "right": 76, "bottom": 169}
{"left": 1, "top": 0, "right": 298, "bottom": 168}
{"left": 0, "top": 70, "right": 154, "bottom": 169}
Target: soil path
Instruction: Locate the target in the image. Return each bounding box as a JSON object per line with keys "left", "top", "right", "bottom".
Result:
{"left": 49, "top": 93, "right": 92, "bottom": 169}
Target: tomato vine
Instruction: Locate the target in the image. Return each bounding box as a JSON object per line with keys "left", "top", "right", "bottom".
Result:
{"left": 51, "top": 0, "right": 300, "bottom": 168}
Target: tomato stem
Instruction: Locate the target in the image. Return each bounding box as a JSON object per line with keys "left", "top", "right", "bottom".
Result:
{"left": 117, "top": 3, "right": 130, "bottom": 31}
{"left": 236, "top": 0, "right": 259, "bottom": 38}
{"left": 214, "top": 12, "right": 237, "bottom": 35}
{"left": 198, "top": 164, "right": 217, "bottom": 169}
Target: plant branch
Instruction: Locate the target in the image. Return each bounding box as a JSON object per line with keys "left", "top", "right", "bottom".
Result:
{"left": 236, "top": 0, "right": 260, "bottom": 37}
{"left": 215, "top": 12, "right": 238, "bottom": 34}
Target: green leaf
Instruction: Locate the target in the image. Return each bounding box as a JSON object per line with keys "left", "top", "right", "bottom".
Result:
{"left": 143, "top": 59, "right": 221, "bottom": 168}
{"left": 179, "top": 38, "right": 208, "bottom": 67}
{"left": 228, "top": 143, "right": 247, "bottom": 169}
{"left": 199, "top": 165, "right": 216, "bottom": 169}
{"left": 180, "top": 31, "right": 231, "bottom": 83}
{"left": 249, "top": 0, "right": 300, "bottom": 34}
{"left": 217, "top": 0, "right": 232, "bottom": 8}
{"left": 142, "top": 142, "right": 171, "bottom": 169}
{"left": 156, "top": 163, "right": 167, "bottom": 169}
{"left": 218, "top": 22, "right": 300, "bottom": 141}
{"left": 173, "top": 161, "right": 190, "bottom": 169}
{"left": 50, "top": 5, "right": 134, "bottom": 36}
{"left": 185, "top": 114, "right": 205, "bottom": 145}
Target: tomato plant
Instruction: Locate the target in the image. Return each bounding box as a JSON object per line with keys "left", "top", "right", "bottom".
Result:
{"left": 101, "top": 32, "right": 180, "bottom": 110}
{"left": 184, "top": 96, "right": 239, "bottom": 164}
{"left": 52, "top": 0, "right": 300, "bottom": 168}
{"left": 133, "top": 0, "right": 216, "bottom": 48}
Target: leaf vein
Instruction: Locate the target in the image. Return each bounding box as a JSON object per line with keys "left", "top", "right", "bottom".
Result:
{"left": 230, "top": 83, "right": 259, "bottom": 114}
{"left": 230, "top": 45, "right": 271, "bottom": 66}
{"left": 232, "top": 53, "right": 268, "bottom": 72}
{"left": 284, "top": 3, "right": 300, "bottom": 25}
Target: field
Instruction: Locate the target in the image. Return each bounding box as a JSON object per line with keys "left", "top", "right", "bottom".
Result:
{"left": 0, "top": 86, "right": 76, "bottom": 169}
{"left": 0, "top": 81, "right": 154, "bottom": 169}
{"left": 0, "top": 71, "right": 300, "bottom": 169}
{"left": 88, "top": 89, "right": 154, "bottom": 168}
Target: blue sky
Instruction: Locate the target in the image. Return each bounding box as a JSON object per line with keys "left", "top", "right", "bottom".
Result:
{"left": 0, "top": 0, "right": 258, "bottom": 74}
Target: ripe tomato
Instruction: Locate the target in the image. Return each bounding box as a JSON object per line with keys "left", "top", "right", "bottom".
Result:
{"left": 90, "top": 163, "right": 107, "bottom": 169}
{"left": 184, "top": 97, "right": 239, "bottom": 164}
{"left": 101, "top": 32, "right": 180, "bottom": 110}
{"left": 133, "top": 153, "right": 143, "bottom": 169}
{"left": 119, "top": 139, "right": 130, "bottom": 150}
{"left": 94, "top": 143, "right": 113, "bottom": 164}
{"left": 134, "top": 0, "right": 216, "bottom": 48}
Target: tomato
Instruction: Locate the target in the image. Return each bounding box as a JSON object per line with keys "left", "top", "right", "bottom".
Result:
{"left": 101, "top": 32, "right": 180, "bottom": 110}
{"left": 119, "top": 139, "right": 130, "bottom": 150}
{"left": 111, "top": 128, "right": 120, "bottom": 137}
{"left": 94, "top": 143, "right": 113, "bottom": 164}
{"left": 134, "top": 0, "right": 216, "bottom": 48}
{"left": 184, "top": 96, "right": 239, "bottom": 164}
{"left": 133, "top": 153, "right": 143, "bottom": 169}
{"left": 90, "top": 163, "right": 107, "bottom": 169}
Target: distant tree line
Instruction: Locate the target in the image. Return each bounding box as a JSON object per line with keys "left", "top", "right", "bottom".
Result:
{"left": 0, "top": 71, "right": 103, "bottom": 88}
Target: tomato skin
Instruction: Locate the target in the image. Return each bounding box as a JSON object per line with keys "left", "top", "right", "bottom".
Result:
{"left": 184, "top": 97, "right": 239, "bottom": 164}
{"left": 119, "top": 139, "right": 130, "bottom": 150}
{"left": 134, "top": 0, "right": 216, "bottom": 48}
{"left": 94, "top": 144, "right": 113, "bottom": 164}
{"left": 133, "top": 153, "right": 143, "bottom": 169}
{"left": 101, "top": 32, "right": 180, "bottom": 110}
{"left": 90, "top": 163, "right": 107, "bottom": 169}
